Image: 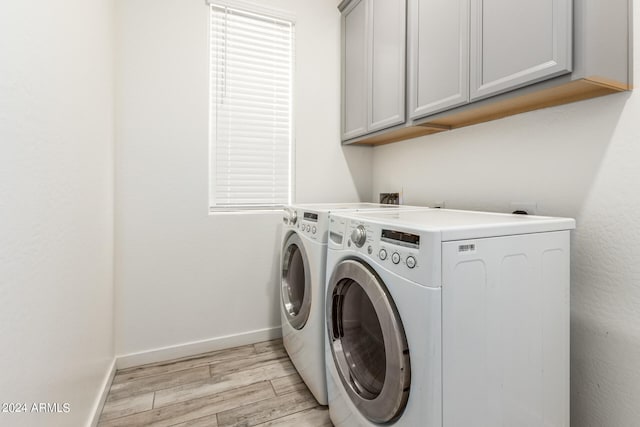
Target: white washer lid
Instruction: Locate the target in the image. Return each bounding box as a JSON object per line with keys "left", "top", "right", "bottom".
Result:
{"left": 290, "top": 202, "right": 426, "bottom": 213}
{"left": 338, "top": 209, "right": 576, "bottom": 241}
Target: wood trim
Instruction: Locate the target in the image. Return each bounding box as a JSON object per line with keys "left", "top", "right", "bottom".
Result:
{"left": 346, "top": 124, "right": 448, "bottom": 146}
{"left": 584, "top": 76, "right": 632, "bottom": 91}
{"left": 424, "top": 78, "right": 625, "bottom": 129}
{"left": 346, "top": 78, "right": 628, "bottom": 145}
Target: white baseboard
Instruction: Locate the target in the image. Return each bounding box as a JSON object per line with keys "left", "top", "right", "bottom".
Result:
{"left": 115, "top": 326, "right": 282, "bottom": 370}
{"left": 88, "top": 359, "right": 116, "bottom": 427}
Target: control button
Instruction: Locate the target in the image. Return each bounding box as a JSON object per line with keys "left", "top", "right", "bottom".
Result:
{"left": 406, "top": 256, "right": 416, "bottom": 269}
{"left": 391, "top": 252, "right": 400, "bottom": 264}
{"left": 379, "top": 249, "right": 387, "bottom": 260}
{"left": 351, "top": 225, "right": 367, "bottom": 248}
{"left": 312, "top": 226, "right": 316, "bottom": 234}
{"left": 367, "top": 245, "right": 372, "bottom": 255}
{"left": 289, "top": 210, "right": 297, "bottom": 225}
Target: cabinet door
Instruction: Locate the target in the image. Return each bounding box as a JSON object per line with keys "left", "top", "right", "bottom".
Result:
{"left": 408, "top": 0, "right": 469, "bottom": 119}
{"left": 342, "top": 0, "right": 368, "bottom": 140}
{"left": 470, "top": 0, "right": 572, "bottom": 101}
{"left": 368, "top": 0, "right": 406, "bottom": 132}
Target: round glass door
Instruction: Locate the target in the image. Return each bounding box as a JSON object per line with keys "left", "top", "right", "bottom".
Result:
{"left": 326, "top": 259, "right": 410, "bottom": 423}
{"left": 281, "top": 233, "right": 311, "bottom": 329}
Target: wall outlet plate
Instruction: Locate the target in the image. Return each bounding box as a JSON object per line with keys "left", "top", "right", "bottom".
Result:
{"left": 510, "top": 202, "right": 537, "bottom": 215}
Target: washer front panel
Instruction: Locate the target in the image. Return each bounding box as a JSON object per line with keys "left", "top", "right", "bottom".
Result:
{"left": 281, "top": 232, "right": 312, "bottom": 330}
{"left": 326, "top": 259, "right": 411, "bottom": 423}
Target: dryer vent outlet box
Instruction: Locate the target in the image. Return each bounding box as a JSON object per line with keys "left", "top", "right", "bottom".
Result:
{"left": 379, "top": 193, "right": 400, "bottom": 205}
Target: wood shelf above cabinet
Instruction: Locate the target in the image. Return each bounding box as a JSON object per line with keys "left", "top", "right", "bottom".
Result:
{"left": 343, "top": 77, "right": 629, "bottom": 146}
{"left": 422, "top": 77, "right": 629, "bottom": 130}
{"left": 343, "top": 123, "right": 449, "bottom": 146}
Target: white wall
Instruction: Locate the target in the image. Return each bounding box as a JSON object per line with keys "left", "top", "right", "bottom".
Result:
{"left": 114, "top": 0, "right": 371, "bottom": 359}
{"left": 372, "top": 7, "right": 640, "bottom": 425}
{"left": 0, "top": 1, "right": 115, "bottom": 426}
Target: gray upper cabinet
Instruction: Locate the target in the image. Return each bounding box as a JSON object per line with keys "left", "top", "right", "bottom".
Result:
{"left": 340, "top": 0, "right": 406, "bottom": 141}
{"left": 368, "top": 0, "right": 406, "bottom": 132}
{"left": 408, "top": 0, "right": 470, "bottom": 119}
{"left": 342, "top": 0, "right": 368, "bottom": 140}
{"left": 342, "top": 0, "right": 629, "bottom": 146}
{"left": 470, "top": 0, "right": 573, "bottom": 101}
{"left": 401, "top": 0, "right": 574, "bottom": 125}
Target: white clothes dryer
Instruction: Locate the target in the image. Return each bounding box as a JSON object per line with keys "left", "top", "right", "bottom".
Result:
{"left": 280, "top": 203, "right": 427, "bottom": 405}
{"left": 325, "top": 209, "right": 575, "bottom": 426}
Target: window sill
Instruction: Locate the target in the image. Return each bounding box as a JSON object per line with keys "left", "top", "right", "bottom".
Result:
{"left": 209, "top": 208, "right": 285, "bottom": 216}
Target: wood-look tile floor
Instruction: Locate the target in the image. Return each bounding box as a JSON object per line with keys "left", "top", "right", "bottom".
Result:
{"left": 98, "top": 339, "right": 332, "bottom": 427}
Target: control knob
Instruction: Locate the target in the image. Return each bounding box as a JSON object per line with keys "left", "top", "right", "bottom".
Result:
{"left": 391, "top": 252, "right": 401, "bottom": 264}
{"left": 351, "top": 225, "right": 367, "bottom": 248}
{"left": 285, "top": 209, "right": 297, "bottom": 225}
{"left": 406, "top": 256, "right": 416, "bottom": 269}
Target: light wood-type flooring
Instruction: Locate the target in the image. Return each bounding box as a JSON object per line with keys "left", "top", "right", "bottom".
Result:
{"left": 98, "top": 339, "right": 332, "bottom": 427}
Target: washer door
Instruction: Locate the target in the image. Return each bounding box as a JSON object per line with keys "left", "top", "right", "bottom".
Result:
{"left": 326, "top": 259, "right": 411, "bottom": 423}
{"left": 281, "top": 233, "right": 311, "bottom": 330}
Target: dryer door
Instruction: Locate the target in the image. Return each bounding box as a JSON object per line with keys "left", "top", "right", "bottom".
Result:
{"left": 326, "top": 259, "right": 411, "bottom": 423}
{"left": 281, "top": 233, "right": 312, "bottom": 329}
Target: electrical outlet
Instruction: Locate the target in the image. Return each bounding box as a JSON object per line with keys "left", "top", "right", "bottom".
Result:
{"left": 510, "top": 201, "right": 537, "bottom": 215}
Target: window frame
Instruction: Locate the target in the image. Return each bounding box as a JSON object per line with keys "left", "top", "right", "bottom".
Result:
{"left": 207, "top": 0, "right": 296, "bottom": 213}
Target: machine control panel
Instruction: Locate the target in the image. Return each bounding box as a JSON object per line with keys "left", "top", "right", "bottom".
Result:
{"left": 294, "top": 210, "right": 324, "bottom": 240}
{"left": 346, "top": 221, "right": 421, "bottom": 271}
{"left": 381, "top": 229, "right": 420, "bottom": 248}
{"left": 303, "top": 212, "right": 318, "bottom": 222}
{"left": 299, "top": 222, "right": 317, "bottom": 235}
{"left": 377, "top": 244, "right": 419, "bottom": 271}
{"left": 378, "top": 243, "right": 419, "bottom": 270}
{"left": 331, "top": 216, "right": 440, "bottom": 288}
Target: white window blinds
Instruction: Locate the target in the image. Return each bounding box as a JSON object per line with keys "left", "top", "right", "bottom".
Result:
{"left": 209, "top": 3, "right": 294, "bottom": 210}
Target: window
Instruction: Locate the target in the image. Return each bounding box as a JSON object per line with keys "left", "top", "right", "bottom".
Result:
{"left": 208, "top": 1, "right": 294, "bottom": 210}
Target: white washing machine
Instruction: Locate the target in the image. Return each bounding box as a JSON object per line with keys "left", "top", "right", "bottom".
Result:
{"left": 280, "top": 203, "right": 428, "bottom": 405}
{"left": 325, "top": 209, "right": 575, "bottom": 426}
